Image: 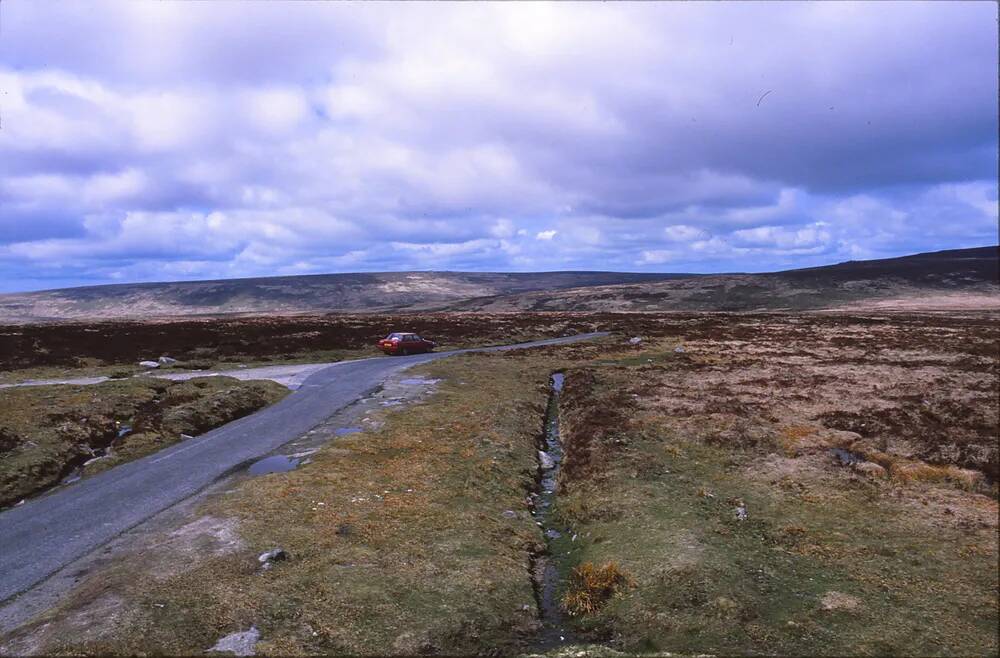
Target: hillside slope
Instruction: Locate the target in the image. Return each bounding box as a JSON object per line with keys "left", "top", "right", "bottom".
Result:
{"left": 443, "top": 246, "right": 999, "bottom": 312}
{"left": 0, "top": 272, "right": 689, "bottom": 322}
{"left": 0, "top": 247, "right": 995, "bottom": 321}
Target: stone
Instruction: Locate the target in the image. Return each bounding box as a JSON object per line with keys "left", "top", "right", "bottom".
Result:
{"left": 158, "top": 356, "right": 178, "bottom": 365}
{"left": 674, "top": 345, "right": 686, "bottom": 353}
{"left": 138, "top": 361, "right": 160, "bottom": 369}
{"left": 207, "top": 626, "right": 260, "bottom": 656}
{"left": 538, "top": 450, "right": 555, "bottom": 469}
{"left": 258, "top": 548, "right": 288, "bottom": 568}
{"left": 502, "top": 510, "right": 518, "bottom": 519}
{"left": 628, "top": 337, "right": 642, "bottom": 345}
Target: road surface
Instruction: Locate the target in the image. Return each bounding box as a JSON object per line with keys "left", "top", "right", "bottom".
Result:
{"left": 0, "top": 333, "right": 606, "bottom": 604}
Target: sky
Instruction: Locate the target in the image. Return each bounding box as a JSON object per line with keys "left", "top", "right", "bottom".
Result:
{"left": 0, "top": 1, "right": 997, "bottom": 293}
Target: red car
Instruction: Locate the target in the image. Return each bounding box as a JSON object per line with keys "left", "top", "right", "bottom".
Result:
{"left": 378, "top": 332, "right": 437, "bottom": 356}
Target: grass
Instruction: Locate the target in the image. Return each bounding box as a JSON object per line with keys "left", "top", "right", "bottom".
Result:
{"left": 0, "top": 376, "right": 289, "bottom": 508}
{"left": 13, "top": 353, "right": 568, "bottom": 655}
{"left": 562, "top": 562, "right": 634, "bottom": 617}
{"left": 551, "top": 365, "right": 998, "bottom": 655}
{"left": 2, "top": 313, "right": 996, "bottom": 656}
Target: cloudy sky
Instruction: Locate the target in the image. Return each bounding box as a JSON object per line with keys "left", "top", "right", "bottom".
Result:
{"left": 0, "top": 1, "right": 996, "bottom": 292}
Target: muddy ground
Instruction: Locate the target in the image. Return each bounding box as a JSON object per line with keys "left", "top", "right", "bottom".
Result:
{"left": 0, "top": 311, "right": 996, "bottom": 655}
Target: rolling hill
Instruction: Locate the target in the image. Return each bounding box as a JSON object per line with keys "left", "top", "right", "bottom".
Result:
{"left": 444, "top": 246, "right": 999, "bottom": 313}
{"left": 0, "top": 247, "right": 995, "bottom": 322}
{"left": 0, "top": 271, "right": 691, "bottom": 322}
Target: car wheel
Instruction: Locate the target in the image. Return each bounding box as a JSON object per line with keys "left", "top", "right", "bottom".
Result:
{"left": 401, "top": 348, "right": 409, "bottom": 356}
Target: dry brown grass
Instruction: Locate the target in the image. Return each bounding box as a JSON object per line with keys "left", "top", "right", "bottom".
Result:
{"left": 561, "top": 561, "right": 634, "bottom": 617}
{"left": 778, "top": 424, "right": 817, "bottom": 456}
{"left": 890, "top": 461, "right": 983, "bottom": 490}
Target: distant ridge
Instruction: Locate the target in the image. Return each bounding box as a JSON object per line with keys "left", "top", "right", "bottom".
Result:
{"left": 0, "top": 246, "right": 995, "bottom": 322}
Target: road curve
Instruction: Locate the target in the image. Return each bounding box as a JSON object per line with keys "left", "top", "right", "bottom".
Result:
{"left": 0, "top": 333, "right": 607, "bottom": 604}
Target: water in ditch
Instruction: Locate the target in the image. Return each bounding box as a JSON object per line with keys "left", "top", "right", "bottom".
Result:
{"left": 531, "top": 372, "right": 582, "bottom": 649}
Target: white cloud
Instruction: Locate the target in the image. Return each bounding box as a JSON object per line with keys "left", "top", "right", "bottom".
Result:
{"left": 731, "top": 223, "right": 832, "bottom": 249}
{"left": 0, "top": 2, "right": 995, "bottom": 290}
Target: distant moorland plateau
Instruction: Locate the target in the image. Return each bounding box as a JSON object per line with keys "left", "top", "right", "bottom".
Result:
{"left": 1, "top": 246, "right": 996, "bottom": 322}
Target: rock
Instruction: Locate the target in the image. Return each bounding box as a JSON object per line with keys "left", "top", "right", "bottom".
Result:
{"left": 502, "top": 510, "right": 518, "bottom": 519}
{"left": 207, "top": 626, "right": 260, "bottom": 656}
{"left": 735, "top": 502, "right": 748, "bottom": 522}
{"left": 853, "top": 461, "right": 887, "bottom": 478}
{"left": 258, "top": 548, "right": 288, "bottom": 569}
{"left": 628, "top": 336, "right": 643, "bottom": 345}
{"left": 674, "top": 345, "right": 686, "bottom": 353}
{"left": 138, "top": 360, "right": 160, "bottom": 369}
{"left": 538, "top": 450, "right": 555, "bottom": 470}
{"left": 158, "top": 356, "right": 178, "bottom": 365}
{"left": 820, "top": 591, "right": 861, "bottom": 612}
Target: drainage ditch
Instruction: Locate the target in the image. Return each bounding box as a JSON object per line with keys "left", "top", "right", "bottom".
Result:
{"left": 529, "top": 372, "right": 581, "bottom": 650}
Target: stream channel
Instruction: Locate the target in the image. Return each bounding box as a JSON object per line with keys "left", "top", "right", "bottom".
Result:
{"left": 531, "top": 372, "right": 582, "bottom": 649}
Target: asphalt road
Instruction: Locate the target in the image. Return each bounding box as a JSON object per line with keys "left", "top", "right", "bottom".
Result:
{"left": 0, "top": 333, "right": 607, "bottom": 604}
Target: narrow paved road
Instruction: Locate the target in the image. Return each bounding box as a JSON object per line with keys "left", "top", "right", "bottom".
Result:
{"left": 0, "top": 333, "right": 606, "bottom": 604}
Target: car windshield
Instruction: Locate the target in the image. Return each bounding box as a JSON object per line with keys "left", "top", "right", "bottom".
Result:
{"left": 386, "top": 333, "right": 413, "bottom": 340}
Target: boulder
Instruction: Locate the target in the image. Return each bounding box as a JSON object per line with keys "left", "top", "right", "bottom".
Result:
{"left": 158, "top": 356, "right": 178, "bottom": 365}
{"left": 138, "top": 361, "right": 160, "bottom": 369}
{"left": 538, "top": 450, "right": 555, "bottom": 470}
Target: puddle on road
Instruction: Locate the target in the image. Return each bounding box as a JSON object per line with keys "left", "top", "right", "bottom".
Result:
{"left": 248, "top": 455, "right": 300, "bottom": 475}
{"left": 530, "top": 372, "right": 581, "bottom": 650}
{"left": 246, "top": 373, "right": 440, "bottom": 477}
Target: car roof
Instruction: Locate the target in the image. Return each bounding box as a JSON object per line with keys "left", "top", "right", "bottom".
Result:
{"left": 388, "top": 332, "right": 417, "bottom": 338}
